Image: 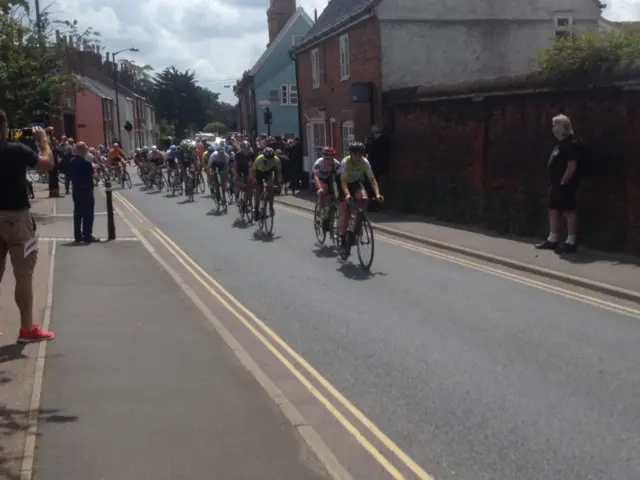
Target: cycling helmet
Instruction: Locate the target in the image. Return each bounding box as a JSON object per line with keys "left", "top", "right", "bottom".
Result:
{"left": 169, "top": 145, "right": 178, "bottom": 152}
{"left": 151, "top": 145, "right": 157, "bottom": 152}
{"left": 322, "top": 146, "right": 336, "bottom": 157}
{"left": 263, "top": 147, "right": 275, "bottom": 158}
{"left": 216, "top": 145, "right": 225, "bottom": 151}
{"left": 207, "top": 145, "right": 214, "bottom": 152}
{"left": 348, "top": 141, "right": 366, "bottom": 154}
{"left": 142, "top": 146, "right": 149, "bottom": 153}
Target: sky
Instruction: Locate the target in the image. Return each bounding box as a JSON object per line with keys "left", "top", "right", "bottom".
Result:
{"left": 34, "top": 0, "right": 640, "bottom": 105}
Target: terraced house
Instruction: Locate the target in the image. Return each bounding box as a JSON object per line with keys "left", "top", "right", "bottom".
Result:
{"left": 293, "top": 0, "right": 602, "bottom": 171}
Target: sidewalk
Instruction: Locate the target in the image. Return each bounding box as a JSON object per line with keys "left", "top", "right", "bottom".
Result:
{"left": 275, "top": 192, "right": 640, "bottom": 302}
{"left": 2, "top": 188, "right": 331, "bottom": 480}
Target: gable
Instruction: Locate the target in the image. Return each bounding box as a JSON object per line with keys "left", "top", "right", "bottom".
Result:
{"left": 250, "top": 7, "right": 313, "bottom": 77}
{"left": 295, "top": 0, "right": 378, "bottom": 52}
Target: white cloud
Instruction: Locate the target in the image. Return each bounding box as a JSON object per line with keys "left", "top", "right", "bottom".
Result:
{"left": 35, "top": 0, "right": 638, "bottom": 104}
{"left": 35, "top": 0, "right": 330, "bottom": 104}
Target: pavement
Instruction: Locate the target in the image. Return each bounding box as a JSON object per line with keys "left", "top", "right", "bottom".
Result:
{"left": 275, "top": 191, "right": 640, "bottom": 302}
{"left": 3, "top": 180, "right": 640, "bottom": 480}
{"left": 1, "top": 186, "right": 332, "bottom": 480}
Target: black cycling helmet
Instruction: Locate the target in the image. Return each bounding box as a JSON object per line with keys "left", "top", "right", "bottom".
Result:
{"left": 263, "top": 147, "right": 275, "bottom": 158}
{"left": 348, "top": 141, "right": 366, "bottom": 154}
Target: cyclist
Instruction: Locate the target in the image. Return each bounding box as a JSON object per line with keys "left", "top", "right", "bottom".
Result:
{"left": 209, "top": 144, "right": 230, "bottom": 202}
{"left": 313, "top": 146, "right": 340, "bottom": 231}
{"left": 179, "top": 140, "right": 197, "bottom": 190}
{"left": 234, "top": 141, "right": 254, "bottom": 205}
{"left": 107, "top": 142, "right": 127, "bottom": 180}
{"left": 149, "top": 145, "right": 164, "bottom": 180}
{"left": 250, "top": 146, "right": 282, "bottom": 222}
{"left": 339, "top": 142, "right": 384, "bottom": 253}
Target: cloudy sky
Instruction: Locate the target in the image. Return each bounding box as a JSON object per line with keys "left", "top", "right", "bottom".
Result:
{"left": 37, "top": 0, "right": 639, "bottom": 105}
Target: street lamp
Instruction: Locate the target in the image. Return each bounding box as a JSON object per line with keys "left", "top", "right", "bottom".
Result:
{"left": 112, "top": 47, "right": 139, "bottom": 145}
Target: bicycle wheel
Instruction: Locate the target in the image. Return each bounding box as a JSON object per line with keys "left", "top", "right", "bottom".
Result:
{"left": 213, "top": 183, "right": 222, "bottom": 211}
{"left": 314, "top": 202, "right": 326, "bottom": 245}
{"left": 263, "top": 200, "right": 274, "bottom": 235}
{"left": 198, "top": 172, "right": 206, "bottom": 193}
{"left": 156, "top": 172, "right": 165, "bottom": 191}
{"left": 330, "top": 206, "right": 341, "bottom": 249}
{"left": 356, "top": 216, "right": 375, "bottom": 270}
{"left": 188, "top": 177, "right": 195, "bottom": 202}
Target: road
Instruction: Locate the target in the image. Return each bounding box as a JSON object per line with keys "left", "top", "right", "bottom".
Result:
{"left": 113, "top": 182, "right": 640, "bottom": 480}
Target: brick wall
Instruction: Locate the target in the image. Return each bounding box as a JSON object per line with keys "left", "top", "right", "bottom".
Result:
{"left": 386, "top": 87, "right": 640, "bottom": 254}
{"left": 297, "top": 17, "right": 383, "bottom": 151}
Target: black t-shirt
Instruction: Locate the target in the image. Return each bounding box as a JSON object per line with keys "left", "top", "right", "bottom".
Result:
{"left": 548, "top": 135, "right": 580, "bottom": 186}
{"left": 234, "top": 151, "right": 254, "bottom": 168}
{"left": 0, "top": 141, "right": 38, "bottom": 211}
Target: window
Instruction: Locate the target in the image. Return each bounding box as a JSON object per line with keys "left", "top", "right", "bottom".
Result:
{"left": 311, "top": 48, "right": 320, "bottom": 88}
{"left": 342, "top": 121, "right": 354, "bottom": 157}
{"left": 339, "top": 34, "right": 350, "bottom": 80}
{"left": 280, "top": 84, "right": 298, "bottom": 106}
{"left": 554, "top": 15, "right": 573, "bottom": 39}
{"left": 292, "top": 35, "right": 304, "bottom": 46}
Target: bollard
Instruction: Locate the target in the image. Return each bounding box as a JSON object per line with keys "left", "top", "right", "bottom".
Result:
{"left": 105, "top": 178, "right": 116, "bottom": 240}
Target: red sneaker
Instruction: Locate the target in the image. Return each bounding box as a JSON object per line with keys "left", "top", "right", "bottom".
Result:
{"left": 18, "top": 324, "right": 55, "bottom": 343}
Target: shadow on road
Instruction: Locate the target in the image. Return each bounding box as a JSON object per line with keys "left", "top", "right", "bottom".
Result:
{"left": 0, "top": 344, "right": 26, "bottom": 364}
{"left": 251, "top": 231, "right": 280, "bottom": 243}
{"left": 177, "top": 199, "right": 195, "bottom": 205}
{"left": 337, "top": 262, "right": 386, "bottom": 280}
{"left": 232, "top": 218, "right": 250, "bottom": 229}
{"left": 313, "top": 246, "right": 337, "bottom": 258}
{"left": 61, "top": 241, "right": 88, "bottom": 247}
{"left": 145, "top": 190, "right": 162, "bottom": 195}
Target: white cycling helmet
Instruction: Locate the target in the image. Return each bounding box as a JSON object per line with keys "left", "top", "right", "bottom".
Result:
{"left": 151, "top": 145, "right": 157, "bottom": 151}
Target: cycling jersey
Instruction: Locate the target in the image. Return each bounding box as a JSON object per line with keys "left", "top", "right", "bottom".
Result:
{"left": 252, "top": 154, "right": 280, "bottom": 172}
{"left": 234, "top": 151, "right": 254, "bottom": 169}
{"left": 209, "top": 151, "right": 230, "bottom": 167}
{"left": 107, "top": 147, "right": 126, "bottom": 163}
{"left": 313, "top": 157, "right": 340, "bottom": 181}
{"left": 339, "top": 156, "right": 374, "bottom": 183}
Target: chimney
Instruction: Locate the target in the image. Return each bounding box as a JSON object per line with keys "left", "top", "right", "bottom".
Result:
{"left": 55, "top": 30, "right": 61, "bottom": 42}
{"left": 314, "top": 8, "right": 317, "bottom": 21}
{"left": 267, "top": 0, "right": 296, "bottom": 44}
{"left": 96, "top": 45, "right": 100, "bottom": 55}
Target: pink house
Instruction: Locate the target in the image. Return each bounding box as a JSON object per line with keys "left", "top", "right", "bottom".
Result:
{"left": 73, "top": 74, "right": 115, "bottom": 148}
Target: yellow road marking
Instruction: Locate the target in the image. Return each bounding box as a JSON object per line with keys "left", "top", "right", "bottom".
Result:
{"left": 277, "top": 204, "right": 640, "bottom": 320}
{"left": 151, "top": 230, "right": 408, "bottom": 479}
{"left": 114, "top": 191, "right": 432, "bottom": 479}
{"left": 113, "top": 192, "right": 144, "bottom": 222}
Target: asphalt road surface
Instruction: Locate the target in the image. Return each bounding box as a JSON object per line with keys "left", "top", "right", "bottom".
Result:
{"left": 115, "top": 182, "right": 640, "bottom": 480}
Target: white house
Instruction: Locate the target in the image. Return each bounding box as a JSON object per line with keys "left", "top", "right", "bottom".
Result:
{"left": 375, "top": 0, "right": 604, "bottom": 90}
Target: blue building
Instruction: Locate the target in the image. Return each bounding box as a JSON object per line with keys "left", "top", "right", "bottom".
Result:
{"left": 248, "top": 4, "right": 313, "bottom": 138}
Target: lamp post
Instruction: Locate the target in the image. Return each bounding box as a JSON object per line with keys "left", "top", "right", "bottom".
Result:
{"left": 112, "top": 47, "right": 139, "bottom": 145}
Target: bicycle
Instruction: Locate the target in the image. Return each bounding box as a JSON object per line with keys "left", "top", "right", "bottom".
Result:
{"left": 236, "top": 176, "right": 253, "bottom": 223}
{"left": 314, "top": 192, "right": 340, "bottom": 248}
{"left": 184, "top": 166, "right": 197, "bottom": 202}
{"left": 119, "top": 168, "right": 133, "bottom": 189}
{"left": 339, "top": 197, "right": 377, "bottom": 270}
{"left": 256, "top": 178, "right": 274, "bottom": 235}
{"left": 209, "top": 167, "right": 227, "bottom": 213}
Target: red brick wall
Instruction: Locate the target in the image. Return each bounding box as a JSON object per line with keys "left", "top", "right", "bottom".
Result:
{"left": 298, "top": 17, "right": 383, "bottom": 155}
{"left": 387, "top": 89, "right": 640, "bottom": 253}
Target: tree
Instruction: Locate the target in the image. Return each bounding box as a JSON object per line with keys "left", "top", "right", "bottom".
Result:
{"left": 539, "top": 26, "right": 640, "bottom": 78}
{"left": 0, "top": 2, "right": 99, "bottom": 129}
{"left": 203, "top": 121, "right": 228, "bottom": 134}
{"left": 233, "top": 70, "right": 250, "bottom": 98}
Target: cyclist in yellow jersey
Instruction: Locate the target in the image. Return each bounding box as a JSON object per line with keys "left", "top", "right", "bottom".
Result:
{"left": 339, "top": 141, "right": 384, "bottom": 253}
{"left": 250, "top": 146, "right": 282, "bottom": 221}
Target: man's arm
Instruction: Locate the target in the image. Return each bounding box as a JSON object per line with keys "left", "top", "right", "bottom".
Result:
{"left": 561, "top": 146, "right": 579, "bottom": 185}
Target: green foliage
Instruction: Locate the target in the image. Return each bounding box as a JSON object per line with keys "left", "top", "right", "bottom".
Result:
{"left": 539, "top": 26, "right": 640, "bottom": 77}
{"left": 233, "top": 70, "right": 250, "bottom": 97}
{"left": 203, "top": 121, "right": 227, "bottom": 134}
{"left": 0, "top": 2, "right": 99, "bottom": 127}
{"left": 148, "top": 65, "right": 236, "bottom": 136}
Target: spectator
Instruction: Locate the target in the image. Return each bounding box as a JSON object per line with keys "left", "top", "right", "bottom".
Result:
{"left": 287, "top": 137, "right": 303, "bottom": 191}
{"left": 367, "top": 125, "right": 390, "bottom": 211}
{"left": 0, "top": 111, "right": 55, "bottom": 342}
{"left": 536, "top": 114, "right": 583, "bottom": 254}
{"left": 45, "top": 126, "right": 62, "bottom": 198}
{"left": 66, "top": 141, "right": 99, "bottom": 244}
{"left": 60, "top": 138, "right": 75, "bottom": 194}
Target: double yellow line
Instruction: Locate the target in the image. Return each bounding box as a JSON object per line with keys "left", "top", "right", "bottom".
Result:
{"left": 114, "top": 192, "right": 432, "bottom": 480}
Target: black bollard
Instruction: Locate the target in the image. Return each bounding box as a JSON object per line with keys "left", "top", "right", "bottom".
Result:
{"left": 105, "top": 179, "right": 116, "bottom": 240}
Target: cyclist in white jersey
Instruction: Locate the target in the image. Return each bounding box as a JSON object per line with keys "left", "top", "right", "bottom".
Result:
{"left": 313, "top": 146, "right": 340, "bottom": 230}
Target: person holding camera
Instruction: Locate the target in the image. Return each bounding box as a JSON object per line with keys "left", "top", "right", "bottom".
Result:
{"left": 0, "top": 110, "right": 55, "bottom": 342}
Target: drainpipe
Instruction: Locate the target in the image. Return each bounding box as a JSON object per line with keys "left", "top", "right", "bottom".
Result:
{"left": 290, "top": 47, "right": 307, "bottom": 189}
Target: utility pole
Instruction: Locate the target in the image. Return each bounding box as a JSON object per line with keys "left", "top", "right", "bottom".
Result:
{"left": 34, "top": 0, "right": 44, "bottom": 47}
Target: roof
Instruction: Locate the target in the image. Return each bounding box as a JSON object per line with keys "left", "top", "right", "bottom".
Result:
{"left": 295, "top": 0, "right": 378, "bottom": 52}
{"left": 73, "top": 74, "right": 112, "bottom": 99}
{"left": 249, "top": 6, "right": 313, "bottom": 76}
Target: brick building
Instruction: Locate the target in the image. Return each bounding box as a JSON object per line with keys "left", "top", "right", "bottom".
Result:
{"left": 293, "top": 0, "right": 601, "bottom": 173}
{"left": 294, "top": 0, "right": 383, "bottom": 171}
